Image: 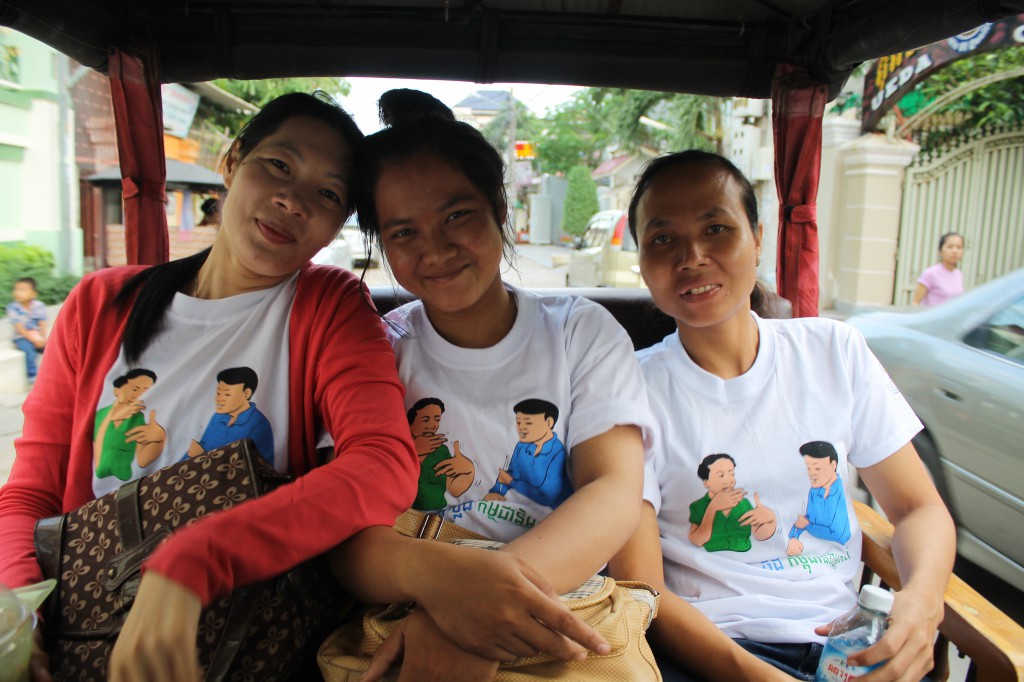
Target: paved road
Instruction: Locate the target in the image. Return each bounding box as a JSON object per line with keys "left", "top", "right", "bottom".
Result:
{"left": 0, "top": 390, "right": 27, "bottom": 485}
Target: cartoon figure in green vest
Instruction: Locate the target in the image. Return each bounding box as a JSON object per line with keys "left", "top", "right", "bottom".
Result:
{"left": 94, "top": 369, "right": 166, "bottom": 481}
{"left": 408, "top": 397, "right": 475, "bottom": 511}
{"left": 688, "top": 453, "right": 776, "bottom": 552}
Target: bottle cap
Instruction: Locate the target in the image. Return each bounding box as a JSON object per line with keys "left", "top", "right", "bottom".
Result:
{"left": 858, "top": 584, "right": 895, "bottom": 614}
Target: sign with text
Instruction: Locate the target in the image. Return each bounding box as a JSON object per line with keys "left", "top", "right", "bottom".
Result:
{"left": 161, "top": 83, "right": 201, "bottom": 139}
{"left": 862, "top": 14, "right": 1024, "bottom": 132}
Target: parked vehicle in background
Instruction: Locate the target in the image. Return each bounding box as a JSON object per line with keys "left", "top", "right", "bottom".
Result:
{"left": 311, "top": 235, "right": 354, "bottom": 271}
{"left": 847, "top": 267, "right": 1024, "bottom": 592}
{"left": 342, "top": 215, "right": 378, "bottom": 268}
{"left": 566, "top": 210, "right": 643, "bottom": 288}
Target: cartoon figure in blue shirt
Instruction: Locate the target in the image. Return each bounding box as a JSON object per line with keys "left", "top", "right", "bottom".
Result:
{"left": 483, "top": 398, "right": 572, "bottom": 509}
{"left": 186, "top": 366, "right": 274, "bottom": 463}
{"left": 786, "top": 440, "right": 851, "bottom": 556}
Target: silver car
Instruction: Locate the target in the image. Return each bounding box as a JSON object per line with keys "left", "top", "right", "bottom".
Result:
{"left": 847, "top": 268, "right": 1024, "bottom": 592}
{"left": 311, "top": 236, "right": 353, "bottom": 270}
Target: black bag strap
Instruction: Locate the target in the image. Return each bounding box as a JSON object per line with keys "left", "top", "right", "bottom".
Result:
{"left": 198, "top": 441, "right": 277, "bottom": 681}
{"left": 205, "top": 585, "right": 264, "bottom": 681}
{"left": 115, "top": 478, "right": 144, "bottom": 550}
{"left": 33, "top": 514, "right": 66, "bottom": 629}
{"left": 33, "top": 515, "right": 65, "bottom": 581}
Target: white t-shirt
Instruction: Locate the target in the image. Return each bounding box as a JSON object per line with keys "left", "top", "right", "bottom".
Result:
{"left": 386, "top": 286, "right": 653, "bottom": 542}
{"left": 637, "top": 313, "right": 921, "bottom": 644}
{"left": 92, "top": 276, "right": 295, "bottom": 497}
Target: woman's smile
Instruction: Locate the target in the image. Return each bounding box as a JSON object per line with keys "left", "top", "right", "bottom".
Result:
{"left": 256, "top": 219, "right": 297, "bottom": 245}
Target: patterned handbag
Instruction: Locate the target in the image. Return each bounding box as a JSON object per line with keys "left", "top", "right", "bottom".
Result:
{"left": 33, "top": 439, "right": 347, "bottom": 682}
{"left": 317, "top": 510, "right": 663, "bottom": 681}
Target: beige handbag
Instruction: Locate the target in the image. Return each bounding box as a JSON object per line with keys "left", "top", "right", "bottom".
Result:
{"left": 318, "top": 510, "right": 662, "bottom": 681}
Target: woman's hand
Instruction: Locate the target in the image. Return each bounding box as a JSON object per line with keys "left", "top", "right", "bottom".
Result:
{"left": 29, "top": 627, "right": 51, "bottom": 682}
{"left": 813, "top": 587, "right": 942, "bottom": 682}
{"left": 363, "top": 609, "right": 500, "bottom": 682}
{"left": 411, "top": 545, "right": 607, "bottom": 663}
{"left": 108, "top": 572, "right": 203, "bottom": 682}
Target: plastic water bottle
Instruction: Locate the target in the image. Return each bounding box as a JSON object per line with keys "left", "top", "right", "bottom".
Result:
{"left": 814, "top": 584, "right": 895, "bottom": 682}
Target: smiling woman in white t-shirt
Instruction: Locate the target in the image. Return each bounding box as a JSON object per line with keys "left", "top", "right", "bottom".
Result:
{"left": 609, "top": 150, "right": 956, "bottom": 682}
{"left": 329, "top": 89, "right": 655, "bottom": 681}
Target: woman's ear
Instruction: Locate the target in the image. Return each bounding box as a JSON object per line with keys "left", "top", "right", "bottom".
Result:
{"left": 221, "top": 141, "right": 243, "bottom": 190}
{"left": 755, "top": 222, "right": 764, "bottom": 255}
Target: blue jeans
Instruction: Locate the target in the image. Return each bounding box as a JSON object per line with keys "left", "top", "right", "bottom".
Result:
{"left": 655, "top": 639, "right": 823, "bottom": 681}
{"left": 13, "top": 337, "right": 40, "bottom": 381}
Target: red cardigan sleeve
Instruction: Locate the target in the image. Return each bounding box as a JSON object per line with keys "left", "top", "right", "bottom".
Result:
{"left": 144, "top": 267, "right": 418, "bottom": 604}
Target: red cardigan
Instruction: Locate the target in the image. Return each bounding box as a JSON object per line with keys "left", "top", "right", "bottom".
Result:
{"left": 0, "top": 265, "right": 418, "bottom": 604}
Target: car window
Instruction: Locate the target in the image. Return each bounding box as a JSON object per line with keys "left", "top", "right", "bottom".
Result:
{"left": 584, "top": 227, "right": 612, "bottom": 248}
{"left": 964, "top": 294, "right": 1024, "bottom": 364}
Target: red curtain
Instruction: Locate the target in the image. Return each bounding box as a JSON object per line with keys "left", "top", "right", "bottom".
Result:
{"left": 772, "top": 64, "right": 827, "bottom": 318}
{"left": 108, "top": 48, "right": 169, "bottom": 265}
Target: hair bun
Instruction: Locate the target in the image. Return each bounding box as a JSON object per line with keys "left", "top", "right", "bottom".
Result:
{"left": 378, "top": 88, "right": 456, "bottom": 127}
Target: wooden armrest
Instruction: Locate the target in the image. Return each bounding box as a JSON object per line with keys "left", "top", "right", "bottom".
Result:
{"left": 854, "top": 500, "right": 1024, "bottom": 682}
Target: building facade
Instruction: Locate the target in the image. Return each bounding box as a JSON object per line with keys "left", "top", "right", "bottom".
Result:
{"left": 0, "top": 28, "right": 82, "bottom": 274}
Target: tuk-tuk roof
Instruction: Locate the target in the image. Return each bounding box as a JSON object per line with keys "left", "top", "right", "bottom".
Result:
{"left": 4, "top": 0, "right": 1022, "bottom": 99}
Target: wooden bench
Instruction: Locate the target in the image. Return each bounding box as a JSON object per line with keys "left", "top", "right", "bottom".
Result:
{"left": 369, "top": 285, "right": 1024, "bottom": 682}
{"left": 857, "top": 501, "right": 1024, "bottom": 682}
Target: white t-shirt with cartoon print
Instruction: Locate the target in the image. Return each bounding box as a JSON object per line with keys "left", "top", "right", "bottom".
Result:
{"left": 91, "top": 277, "right": 295, "bottom": 498}
{"left": 637, "top": 313, "right": 921, "bottom": 644}
{"left": 386, "top": 285, "right": 653, "bottom": 543}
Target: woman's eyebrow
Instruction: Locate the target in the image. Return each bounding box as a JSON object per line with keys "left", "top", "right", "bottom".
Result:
{"left": 381, "top": 215, "right": 412, "bottom": 230}
{"left": 266, "top": 142, "right": 303, "bottom": 159}
{"left": 436, "top": 194, "right": 478, "bottom": 212}
{"left": 267, "top": 142, "right": 348, "bottom": 182}
{"left": 695, "top": 207, "right": 728, "bottom": 221}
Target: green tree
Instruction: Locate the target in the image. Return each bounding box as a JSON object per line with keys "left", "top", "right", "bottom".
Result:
{"left": 534, "top": 91, "right": 610, "bottom": 174}
{"left": 0, "top": 245, "right": 80, "bottom": 306}
{"left": 895, "top": 45, "right": 1024, "bottom": 150}
{"left": 591, "top": 88, "right": 723, "bottom": 153}
{"left": 533, "top": 89, "right": 723, "bottom": 175}
{"left": 196, "top": 77, "right": 351, "bottom": 136}
{"left": 562, "top": 165, "right": 600, "bottom": 237}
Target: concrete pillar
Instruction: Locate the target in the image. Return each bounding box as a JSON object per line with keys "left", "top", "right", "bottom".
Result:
{"left": 818, "top": 118, "right": 861, "bottom": 310}
{"left": 834, "top": 134, "right": 919, "bottom": 310}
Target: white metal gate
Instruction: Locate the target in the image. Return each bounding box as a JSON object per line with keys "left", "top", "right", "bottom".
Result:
{"left": 895, "top": 129, "right": 1024, "bottom": 304}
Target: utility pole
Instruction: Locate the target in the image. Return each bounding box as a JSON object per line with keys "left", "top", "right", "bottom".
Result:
{"left": 505, "top": 87, "right": 517, "bottom": 226}
{"left": 506, "top": 87, "right": 517, "bottom": 169}
{"left": 57, "top": 55, "right": 88, "bottom": 275}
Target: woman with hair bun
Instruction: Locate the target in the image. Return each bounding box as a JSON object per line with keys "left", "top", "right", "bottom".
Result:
{"left": 913, "top": 232, "right": 965, "bottom": 306}
{"left": 330, "top": 90, "right": 655, "bottom": 681}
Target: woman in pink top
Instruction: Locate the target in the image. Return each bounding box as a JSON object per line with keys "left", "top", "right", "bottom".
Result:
{"left": 913, "top": 232, "right": 964, "bottom": 306}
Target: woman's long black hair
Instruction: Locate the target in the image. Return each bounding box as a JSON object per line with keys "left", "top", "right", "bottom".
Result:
{"left": 113, "top": 92, "right": 363, "bottom": 365}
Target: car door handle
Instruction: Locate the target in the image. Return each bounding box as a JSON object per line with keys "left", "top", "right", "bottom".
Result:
{"left": 934, "top": 388, "right": 961, "bottom": 402}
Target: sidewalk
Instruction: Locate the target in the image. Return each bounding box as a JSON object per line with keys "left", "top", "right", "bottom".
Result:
{"left": 1, "top": 303, "right": 60, "bottom": 485}
{"left": 0, "top": 390, "right": 27, "bottom": 485}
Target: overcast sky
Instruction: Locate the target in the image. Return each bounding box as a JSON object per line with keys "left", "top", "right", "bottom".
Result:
{"left": 338, "top": 76, "right": 582, "bottom": 133}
